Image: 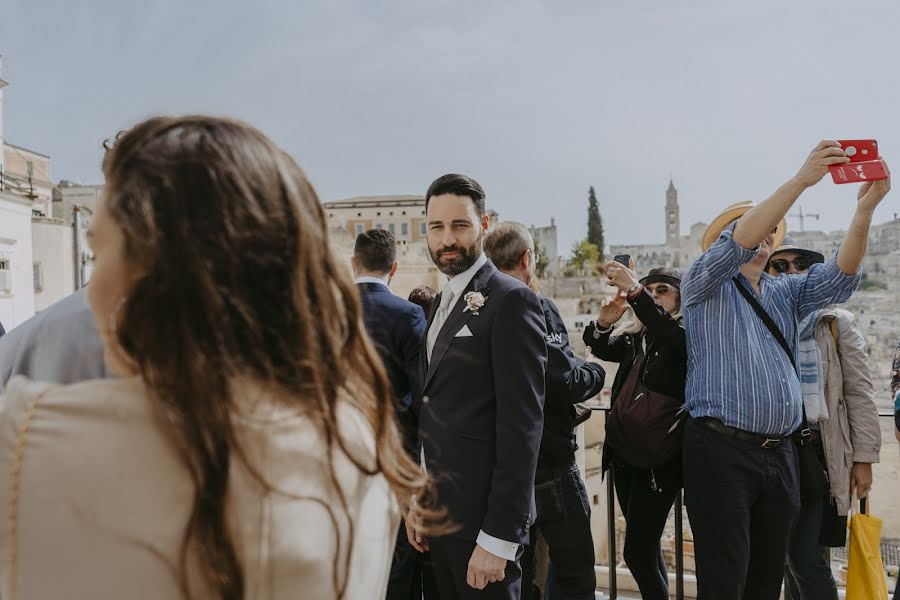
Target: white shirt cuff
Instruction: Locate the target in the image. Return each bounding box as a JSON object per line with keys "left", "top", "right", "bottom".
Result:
{"left": 476, "top": 530, "right": 519, "bottom": 561}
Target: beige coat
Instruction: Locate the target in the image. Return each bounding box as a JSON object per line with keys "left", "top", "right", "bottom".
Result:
{"left": 0, "top": 375, "right": 399, "bottom": 599}
{"left": 814, "top": 308, "right": 882, "bottom": 515}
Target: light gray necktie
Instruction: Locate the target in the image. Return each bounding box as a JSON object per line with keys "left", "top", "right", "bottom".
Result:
{"left": 426, "top": 287, "right": 455, "bottom": 362}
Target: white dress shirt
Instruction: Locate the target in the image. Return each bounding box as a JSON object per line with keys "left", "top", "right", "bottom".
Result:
{"left": 354, "top": 275, "right": 391, "bottom": 288}
{"left": 423, "top": 253, "right": 519, "bottom": 561}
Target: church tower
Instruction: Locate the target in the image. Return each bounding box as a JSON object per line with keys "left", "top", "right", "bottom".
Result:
{"left": 665, "top": 177, "right": 680, "bottom": 248}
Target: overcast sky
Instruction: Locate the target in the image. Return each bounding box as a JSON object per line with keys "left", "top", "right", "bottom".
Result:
{"left": 2, "top": 0, "right": 899, "bottom": 255}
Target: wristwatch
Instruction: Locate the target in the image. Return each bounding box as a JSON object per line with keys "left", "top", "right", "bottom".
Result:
{"left": 626, "top": 283, "right": 641, "bottom": 297}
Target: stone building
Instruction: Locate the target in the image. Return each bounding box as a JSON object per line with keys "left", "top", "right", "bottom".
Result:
{"left": 529, "top": 218, "right": 560, "bottom": 277}
{"left": 608, "top": 179, "right": 707, "bottom": 276}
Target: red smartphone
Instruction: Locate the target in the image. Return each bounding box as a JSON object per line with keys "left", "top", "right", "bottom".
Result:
{"left": 836, "top": 139, "right": 878, "bottom": 162}
{"left": 829, "top": 160, "right": 888, "bottom": 184}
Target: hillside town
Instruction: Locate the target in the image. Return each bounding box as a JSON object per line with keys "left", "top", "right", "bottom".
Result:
{"left": 2, "top": 49, "right": 899, "bottom": 598}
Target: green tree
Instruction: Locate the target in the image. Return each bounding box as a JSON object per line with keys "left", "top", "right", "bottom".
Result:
{"left": 569, "top": 239, "right": 600, "bottom": 273}
{"left": 534, "top": 241, "right": 551, "bottom": 278}
{"left": 586, "top": 186, "right": 605, "bottom": 261}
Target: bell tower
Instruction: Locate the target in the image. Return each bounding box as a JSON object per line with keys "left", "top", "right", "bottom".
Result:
{"left": 665, "top": 177, "right": 680, "bottom": 248}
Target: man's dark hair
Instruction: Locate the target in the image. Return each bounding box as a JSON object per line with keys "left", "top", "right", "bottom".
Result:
{"left": 354, "top": 229, "right": 396, "bottom": 273}
{"left": 425, "top": 174, "right": 486, "bottom": 217}
{"left": 407, "top": 285, "right": 437, "bottom": 314}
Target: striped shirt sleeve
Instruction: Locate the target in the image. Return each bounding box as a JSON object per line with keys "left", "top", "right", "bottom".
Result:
{"left": 792, "top": 258, "right": 861, "bottom": 321}
{"left": 682, "top": 227, "right": 759, "bottom": 309}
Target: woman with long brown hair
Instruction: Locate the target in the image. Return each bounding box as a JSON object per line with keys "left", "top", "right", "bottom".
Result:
{"left": 0, "top": 115, "right": 439, "bottom": 599}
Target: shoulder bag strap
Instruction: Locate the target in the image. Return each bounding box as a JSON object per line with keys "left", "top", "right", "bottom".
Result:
{"left": 731, "top": 277, "right": 810, "bottom": 434}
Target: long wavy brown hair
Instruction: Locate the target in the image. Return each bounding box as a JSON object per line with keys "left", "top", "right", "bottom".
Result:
{"left": 100, "top": 116, "right": 442, "bottom": 599}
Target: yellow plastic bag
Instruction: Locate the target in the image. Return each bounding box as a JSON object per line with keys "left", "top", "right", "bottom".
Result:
{"left": 846, "top": 498, "right": 889, "bottom": 600}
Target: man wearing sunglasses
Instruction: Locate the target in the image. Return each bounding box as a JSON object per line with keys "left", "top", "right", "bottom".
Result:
{"left": 766, "top": 244, "right": 881, "bottom": 600}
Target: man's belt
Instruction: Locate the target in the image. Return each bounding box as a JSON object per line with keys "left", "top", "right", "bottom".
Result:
{"left": 696, "top": 417, "right": 791, "bottom": 449}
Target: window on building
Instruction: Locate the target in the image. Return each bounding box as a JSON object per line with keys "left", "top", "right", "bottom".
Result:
{"left": 389, "top": 223, "right": 396, "bottom": 234}
{"left": 0, "top": 258, "right": 11, "bottom": 293}
{"left": 376, "top": 223, "right": 383, "bottom": 230}
{"left": 33, "top": 262, "right": 44, "bottom": 293}
{"left": 357, "top": 212, "right": 362, "bottom": 217}
{"left": 389, "top": 212, "right": 394, "bottom": 216}
{"left": 402, "top": 211, "right": 407, "bottom": 216}
{"left": 377, "top": 212, "right": 381, "bottom": 216}
{"left": 355, "top": 224, "right": 364, "bottom": 235}
{"left": 420, "top": 222, "right": 426, "bottom": 235}
{"left": 402, "top": 223, "right": 409, "bottom": 236}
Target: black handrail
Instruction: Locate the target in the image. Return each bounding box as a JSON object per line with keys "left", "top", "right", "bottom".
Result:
{"left": 592, "top": 404, "right": 684, "bottom": 599}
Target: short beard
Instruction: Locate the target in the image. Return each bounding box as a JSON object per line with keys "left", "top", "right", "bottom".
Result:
{"left": 430, "top": 235, "right": 483, "bottom": 277}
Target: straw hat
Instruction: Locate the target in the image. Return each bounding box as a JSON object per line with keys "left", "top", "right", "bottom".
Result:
{"left": 700, "top": 201, "right": 787, "bottom": 252}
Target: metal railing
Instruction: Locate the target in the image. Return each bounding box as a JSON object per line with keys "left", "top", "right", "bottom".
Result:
{"left": 590, "top": 405, "right": 897, "bottom": 600}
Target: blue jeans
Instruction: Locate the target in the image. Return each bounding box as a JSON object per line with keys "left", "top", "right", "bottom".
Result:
{"left": 535, "top": 463, "right": 596, "bottom": 600}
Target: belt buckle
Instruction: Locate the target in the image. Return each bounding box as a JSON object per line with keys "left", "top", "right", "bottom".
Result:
{"left": 761, "top": 438, "right": 781, "bottom": 449}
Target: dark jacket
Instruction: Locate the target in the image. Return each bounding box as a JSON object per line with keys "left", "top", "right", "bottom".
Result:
{"left": 538, "top": 296, "right": 605, "bottom": 471}
{"left": 419, "top": 260, "right": 547, "bottom": 545}
{"left": 357, "top": 281, "right": 426, "bottom": 410}
{"left": 357, "top": 282, "right": 425, "bottom": 451}
{"left": 582, "top": 288, "right": 686, "bottom": 471}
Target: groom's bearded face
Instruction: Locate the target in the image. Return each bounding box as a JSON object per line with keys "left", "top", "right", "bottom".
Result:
{"left": 426, "top": 194, "right": 486, "bottom": 277}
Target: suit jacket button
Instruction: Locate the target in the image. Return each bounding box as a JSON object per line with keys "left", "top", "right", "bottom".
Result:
{"left": 422, "top": 395, "right": 430, "bottom": 404}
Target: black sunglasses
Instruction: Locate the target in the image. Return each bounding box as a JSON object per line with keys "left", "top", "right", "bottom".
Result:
{"left": 770, "top": 257, "right": 811, "bottom": 273}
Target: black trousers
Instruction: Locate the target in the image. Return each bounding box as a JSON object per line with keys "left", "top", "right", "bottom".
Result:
{"left": 683, "top": 417, "right": 800, "bottom": 600}
{"left": 387, "top": 407, "right": 439, "bottom": 600}
{"left": 524, "top": 462, "right": 596, "bottom": 600}
{"left": 613, "top": 457, "right": 681, "bottom": 600}
{"left": 386, "top": 526, "right": 441, "bottom": 600}
{"left": 430, "top": 536, "right": 523, "bottom": 600}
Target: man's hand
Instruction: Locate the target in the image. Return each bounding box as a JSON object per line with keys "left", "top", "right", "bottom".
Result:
{"left": 405, "top": 508, "right": 429, "bottom": 553}
{"left": 793, "top": 140, "right": 850, "bottom": 188}
{"left": 597, "top": 293, "right": 628, "bottom": 329}
{"left": 466, "top": 544, "right": 506, "bottom": 589}
{"left": 856, "top": 158, "right": 891, "bottom": 214}
{"left": 849, "top": 462, "right": 874, "bottom": 498}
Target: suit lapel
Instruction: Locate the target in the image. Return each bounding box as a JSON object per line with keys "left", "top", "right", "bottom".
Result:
{"left": 423, "top": 261, "right": 496, "bottom": 391}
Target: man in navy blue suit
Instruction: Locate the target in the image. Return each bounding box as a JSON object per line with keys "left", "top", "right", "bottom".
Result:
{"left": 352, "top": 228, "right": 429, "bottom": 600}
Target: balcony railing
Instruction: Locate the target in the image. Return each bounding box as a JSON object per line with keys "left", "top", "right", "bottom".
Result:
{"left": 589, "top": 405, "right": 898, "bottom": 599}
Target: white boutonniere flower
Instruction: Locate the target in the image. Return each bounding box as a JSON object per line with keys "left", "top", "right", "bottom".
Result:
{"left": 463, "top": 291, "right": 487, "bottom": 316}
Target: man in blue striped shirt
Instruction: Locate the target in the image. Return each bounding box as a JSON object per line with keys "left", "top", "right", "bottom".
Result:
{"left": 680, "top": 140, "right": 891, "bottom": 600}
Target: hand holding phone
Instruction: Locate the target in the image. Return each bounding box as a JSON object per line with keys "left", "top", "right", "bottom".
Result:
{"left": 830, "top": 139, "right": 887, "bottom": 184}
{"left": 613, "top": 254, "right": 630, "bottom": 266}
{"left": 836, "top": 140, "right": 878, "bottom": 162}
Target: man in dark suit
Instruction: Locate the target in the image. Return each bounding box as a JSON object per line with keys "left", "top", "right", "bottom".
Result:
{"left": 351, "top": 228, "right": 429, "bottom": 600}
{"left": 484, "top": 222, "right": 605, "bottom": 600}
{"left": 406, "top": 174, "right": 547, "bottom": 600}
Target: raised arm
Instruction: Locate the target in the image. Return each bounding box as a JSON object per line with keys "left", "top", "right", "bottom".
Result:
{"left": 836, "top": 159, "right": 891, "bottom": 275}
{"left": 582, "top": 293, "right": 628, "bottom": 362}
{"left": 628, "top": 289, "right": 685, "bottom": 352}
{"left": 732, "top": 140, "right": 850, "bottom": 249}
